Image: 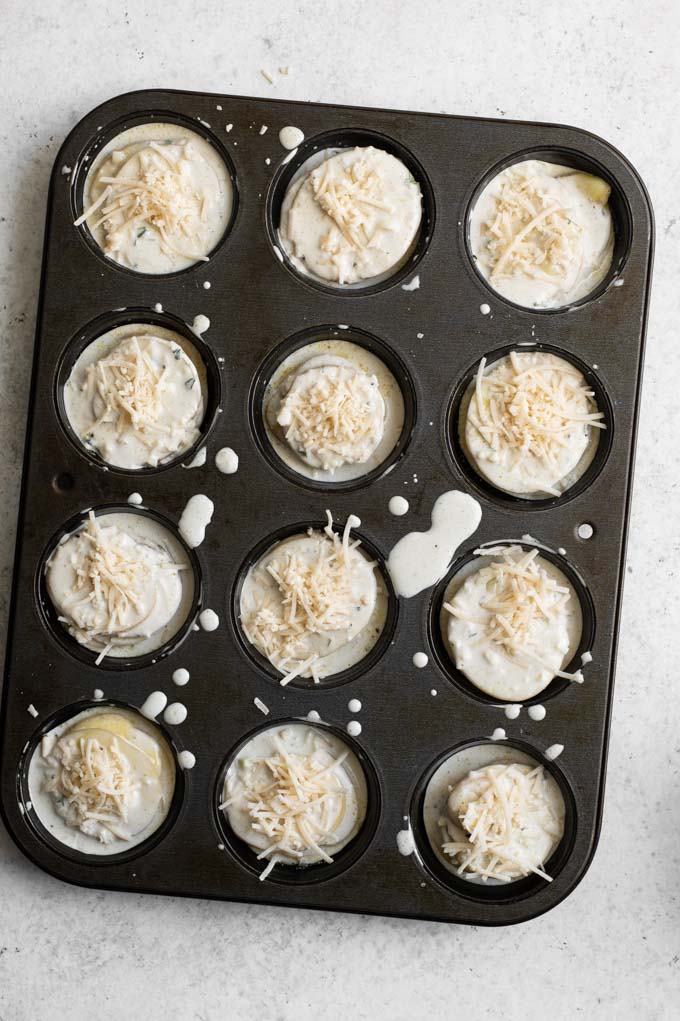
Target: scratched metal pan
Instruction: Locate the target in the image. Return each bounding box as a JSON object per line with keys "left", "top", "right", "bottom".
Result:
{"left": 0, "top": 89, "right": 654, "bottom": 925}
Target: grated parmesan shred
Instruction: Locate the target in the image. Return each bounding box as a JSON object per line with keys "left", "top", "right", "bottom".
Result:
{"left": 445, "top": 545, "right": 582, "bottom": 681}
{"left": 440, "top": 762, "right": 563, "bottom": 882}
{"left": 222, "top": 733, "right": 350, "bottom": 867}
{"left": 470, "top": 353, "right": 605, "bottom": 494}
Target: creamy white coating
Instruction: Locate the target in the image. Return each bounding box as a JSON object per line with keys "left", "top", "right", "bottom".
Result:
{"left": 460, "top": 350, "right": 603, "bottom": 498}
{"left": 263, "top": 339, "right": 404, "bottom": 483}
{"left": 442, "top": 545, "right": 583, "bottom": 701}
{"left": 423, "top": 743, "right": 565, "bottom": 884}
{"left": 27, "top": 707, "right": 175, "bottom": 855}
{"left": 469, "top": 159, "right": 614, "bottom": 309}
{"left": 63, "top": 323, "right": 208, "bottom": 470}
{"left": 387, "top": 490, "right": 482, "bottom": 598}
{"left": 46, "top": 511, "right": 194, "bottom": 660}
{"left": 178, "top": 494, "right": 214, "bottom": 548}
{"left": 78, "top": 122, "right": 233, "bottom": 274}
{"left": 279, "top": 145, "right": 422, "bottom": 286}
{"left": 240, "top": 515, "right": 387, "bottom": 683}
{"left": 222, "top": 723, "right": 367, "bottom": 868}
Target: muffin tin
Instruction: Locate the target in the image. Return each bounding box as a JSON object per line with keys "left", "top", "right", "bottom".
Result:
{"left": 0, "top": 89, "right": 654, "bottom": 925}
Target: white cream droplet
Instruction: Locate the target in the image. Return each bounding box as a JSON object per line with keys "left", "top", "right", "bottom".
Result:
{"left": 279, "top": 125, "right": 304, "bottom": 149}
{"left": 163, "top": 703, "right": 187, "bottom": 726}
{"left": 397, "top": 828, "right": 415, "bottom": 855}
{"left": 504, "top": 704, "right": 521, "bottom": 720}
{"left": 178, "top": 494, "right": 214, "bottom": 548}
{"left": 191, "top": 314, "right": 210, "bottom": 338}
{"left": 93, "top": 689, "right": 104, "bottom": 701}
{"left": 348, "top": 699, "right": 362, "bottom": 713}
{"left": 182, "top": 447, "right": 207, "bottom": 469}
{"left": 215, "top": 447, "right": 239, "bottom": 474}
{"left": 140, "top": 691, "right": 167, "bottom": 720}
{"left": 172, "top": 668, "right": 190, "bottom": 686}
{"left": 528, "top": 704, "right": 546, "bottom": 721}
{"left": 389, "top": 496, "right": 409, "bottom": 516}
{"left": 401, "top": 275, "right": 420, "bottom": 291}
{"left": 480, "top": 303, "right": 491, "bottom": 315}
{"left": 387, "top": 490, "right": 482, "bottom": 598}
{"left": 347, "top": 721, "right": 362, "bottom": 737}
{"left": 127, "top": 492, "right": 143, "bottom": 505}
{"left": 178, "top": 750, "right": 196, "bottom": 770}
{"left": 306, "top": 710, "right": 321, "bottom": 722}
{"left": 491, "top": 728, "right": 506, "bottom": 741}
{"left": 545, "top": 743, "right": 564, "bottom": 760}
{"left": 199, "top": 608, "right": 219, "bottom": 631}
{"left": 412, "top": 652, "right": 428, "bottom": 669}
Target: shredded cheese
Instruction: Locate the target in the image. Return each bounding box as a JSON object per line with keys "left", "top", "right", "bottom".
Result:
{"left": 45, "top": 734, "right": 141, "bottom": 838}
{"left": 440, "top": 762, "right": 563, "bottom": 882}
{"left": 54, "top": 512, "right": 183, "bottom": 652}
{"left": 310, "top": 152, "right": 393, "bottom": 257}
{"left": 76, "top": 139, "right": 213, "bottom": 263}
{"left": 469, "top": 352, "right": 604, "bottom": 494}
{"left": 241, "top": 511, "right": 370, "bottom": 682}
{"left": 445, "top": 545, "right": 582, "bottom": 681}
{"left": 222, "top": 732, "right": 350, "bottom": 867}
{"left": 484, "top": 168, "right": 584, "bottom": 288}
{"left": 277, "top": 363, "right": 384, "bottom": 471}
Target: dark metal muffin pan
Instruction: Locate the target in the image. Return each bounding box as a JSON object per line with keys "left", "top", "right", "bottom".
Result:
{"left": 0, "top": 89, "right": 654, "bottom": 925}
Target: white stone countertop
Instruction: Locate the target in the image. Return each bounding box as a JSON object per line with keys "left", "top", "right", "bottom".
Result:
{"left": 0, "top": 2, "right": 678, "bottom": 1019}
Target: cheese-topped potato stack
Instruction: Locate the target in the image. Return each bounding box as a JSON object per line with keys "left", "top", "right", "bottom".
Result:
{"left": 46, "top": 510, "right": 192, "bottom": 662}
{"left": 64, "top": 327, "right": 206, "bottom": 470}
{"left": 461, "top": 350, "right": 605, "bottom": 498}
{"left": 28, "top": 707, "right": 176, "bottom": 854}
{"left": 275, "top": 354, "right": 385, "bottom": 472}
{"left": 444, "top": 545, "right": 583, "bottom": 701}
{"left": 240, "top": 512, "right": 387, "bottom": 684}
{"left": 469, "top": 159, "right": 614, "bottom": 308}
{"left": 76, "top": 122, "right": 233, "bottom": 274}
{"left": 279, "top": 145, "right": 423, "bottom": 285}
{"left": 221, "top": 723, "right": 368, "bottom": 878}
{"left": 440, "top": 761, "right": 565, "bottom": 883}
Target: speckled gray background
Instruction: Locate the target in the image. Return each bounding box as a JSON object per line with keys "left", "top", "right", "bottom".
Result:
{"left": 0, "top": 2, "right": 678, "bottom": 1019}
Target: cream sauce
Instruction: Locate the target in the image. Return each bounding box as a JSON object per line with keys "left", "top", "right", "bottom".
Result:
{"left": 387, "top": 490, "right": 482, "bottom": 598}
